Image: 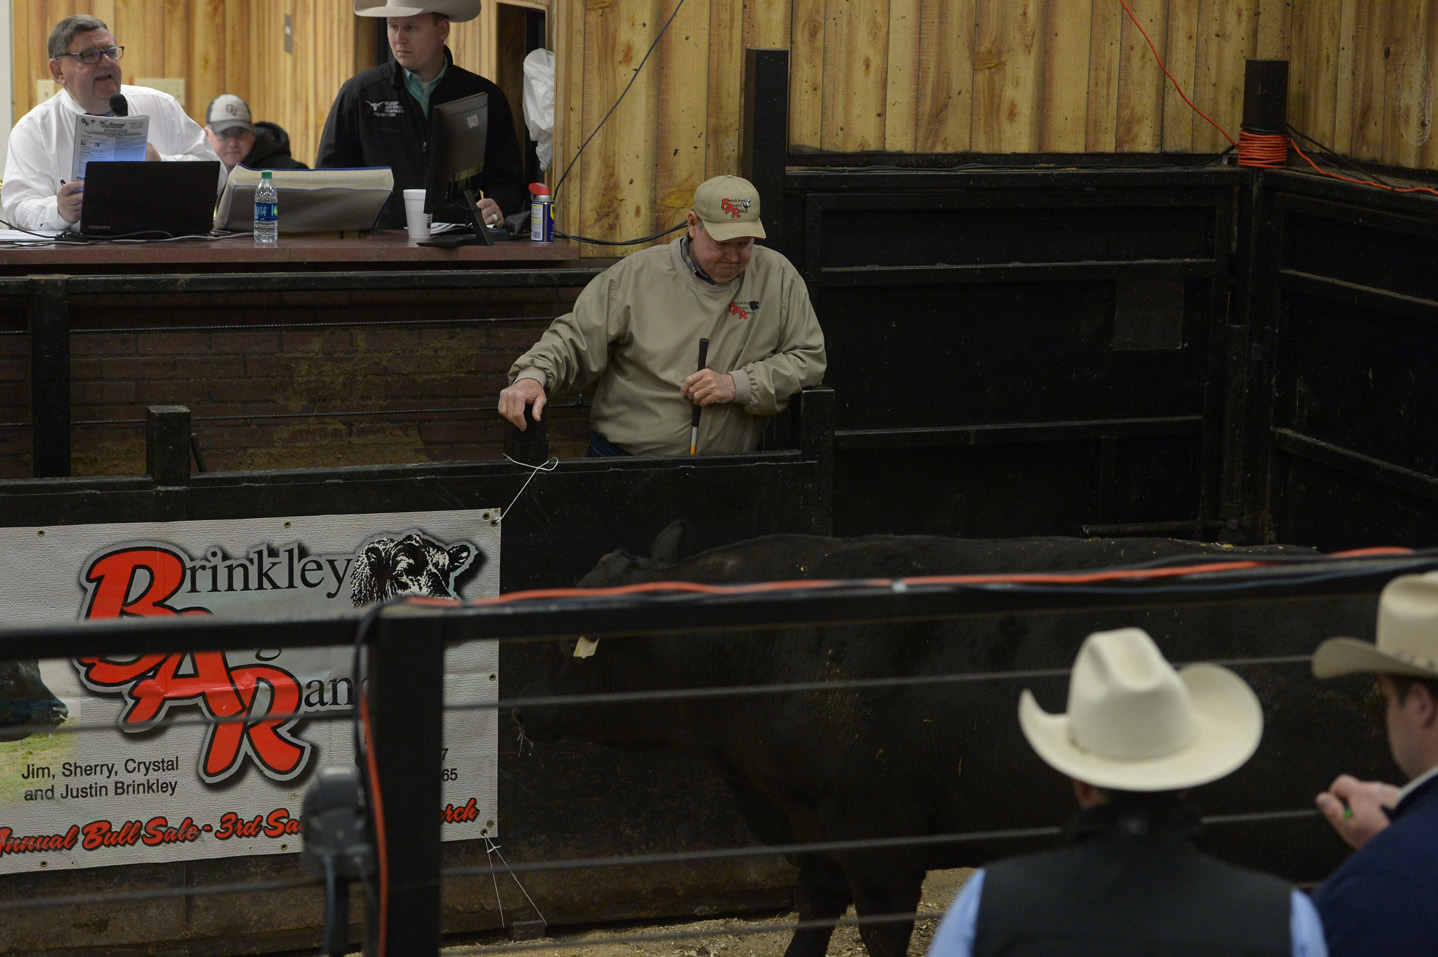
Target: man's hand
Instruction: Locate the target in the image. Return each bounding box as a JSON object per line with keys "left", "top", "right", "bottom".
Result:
{"left": 1316, "top": 774, "right": 1400, "bottom": 849}
{"left": 476, "top": 196, "right": 504, "bottom": 230}
{"left": 498, "top": 377, "right": 547, "bottom": 430}
{"left": 58, "top": 180, "right": 85, "bottom": 224}
{"left": 144, "top": 142, "right": 161, "bottom": 162}
{"left": 682, "top": 369, "right": 736, "bottom": 407}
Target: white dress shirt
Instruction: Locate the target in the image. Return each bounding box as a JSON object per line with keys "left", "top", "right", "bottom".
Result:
{"left": 2, "top": 84, "right": 220, "bottom": 232}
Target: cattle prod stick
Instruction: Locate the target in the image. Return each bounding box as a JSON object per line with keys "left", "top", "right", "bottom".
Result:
{"left": 689, "top": 337, "right": 709, "bottom": 455}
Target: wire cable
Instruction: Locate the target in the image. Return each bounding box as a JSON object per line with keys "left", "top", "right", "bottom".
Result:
{"left": 550, "top": 0, "right": 688, "bottom": 205}
{"left": 1285, "top": 126, "right": 1398, "bottom": 184}
{"left": 445, "top": 809, "right": 1319, "bottom": 883}
{"left": 555, "top": 219, "right": 686, "bottom": 247}
{"left": 404, "top": 546, "right": 1420, "bottom": 610}
{"left": 547, "top": 0, "right": 690, "bottom": 247}
{"left": 1287, "top": 130, "right": 1438, "bottom": 198}
{"left": 1117, "top": 0, "right": 1237, "bottom": 148}
{"left": 350, "top": 602, "right": 388, "bottom": 957}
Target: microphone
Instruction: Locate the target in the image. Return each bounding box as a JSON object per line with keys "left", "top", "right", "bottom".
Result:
{"left": 109, "top": 93, "right": 128, "bottom": 117}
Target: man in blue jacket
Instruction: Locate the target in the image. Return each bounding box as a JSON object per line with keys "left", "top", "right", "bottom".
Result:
{"left": 1309, "top": 572, "right": 1438, "bottom": 957}
{"left": 316, "top": 0, "right": 525, "bottom": 230}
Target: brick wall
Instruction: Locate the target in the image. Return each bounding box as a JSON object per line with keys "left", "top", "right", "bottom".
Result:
{"left": 0, "top": 295, "right": 28, "bottom": 476}
{"left": 6, "top": 282, "right": 595, "bottom": 479}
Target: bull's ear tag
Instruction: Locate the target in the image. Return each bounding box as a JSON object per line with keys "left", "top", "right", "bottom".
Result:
{"left": 573, "top": 636, "right": 599, "bottom": 658}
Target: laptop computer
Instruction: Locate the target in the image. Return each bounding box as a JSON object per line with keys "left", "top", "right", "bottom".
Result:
{"left": 78, "top": 161, "right": 221, "bottom": 238}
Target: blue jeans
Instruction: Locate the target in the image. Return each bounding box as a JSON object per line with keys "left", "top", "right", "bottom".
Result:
{"left": 586, "top": 433, "right": 632, "bottom": 457}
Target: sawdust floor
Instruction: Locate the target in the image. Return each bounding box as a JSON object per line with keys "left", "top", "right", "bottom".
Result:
{"left": 428, "top": 868, "right": 975, "bottom": 957}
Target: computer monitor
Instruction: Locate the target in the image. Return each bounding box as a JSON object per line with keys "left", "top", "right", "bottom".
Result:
{"left": 420, "top": 91, "right": 497, "bottom": 247}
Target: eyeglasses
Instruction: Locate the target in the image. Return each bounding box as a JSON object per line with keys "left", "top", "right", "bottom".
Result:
{"left": 213, "top": 127, "right": 253, "bottom": 141}
{"left": 60, "top": 46, "right": 124, "bottom": 65}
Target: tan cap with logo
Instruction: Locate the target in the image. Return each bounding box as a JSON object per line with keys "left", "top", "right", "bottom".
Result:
{"left": 693, "top": 175, "right": 766, "bottom": 242}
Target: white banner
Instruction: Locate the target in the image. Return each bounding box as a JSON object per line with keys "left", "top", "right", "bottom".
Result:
{"left": 0, "top": 509, "right": 501, "bottom": 873}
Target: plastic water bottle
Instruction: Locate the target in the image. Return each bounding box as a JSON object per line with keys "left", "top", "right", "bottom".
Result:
{"left": 254, "top": 170, "right": 278, "bottom": 246}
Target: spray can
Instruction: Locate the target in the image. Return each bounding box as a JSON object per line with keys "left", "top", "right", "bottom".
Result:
{"left": 529, "top": 183, "right": 553, "bottom": 243}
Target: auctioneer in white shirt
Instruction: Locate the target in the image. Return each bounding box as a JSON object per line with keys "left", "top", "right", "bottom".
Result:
{"left": 2, "top": 85, "right": 221, "bottom": 232}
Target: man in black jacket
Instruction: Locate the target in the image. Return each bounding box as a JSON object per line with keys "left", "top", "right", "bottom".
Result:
{"left": 926, "top": 627, "right": 1328, "bottom": 957}
{"left": 316, "top": 0, "right": 525, "bottom": 230}
{"left": 204, "top": 94, "right": 309, "bottom": 173}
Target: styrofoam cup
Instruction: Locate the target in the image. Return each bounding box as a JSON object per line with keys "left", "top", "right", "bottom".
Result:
{"left": 403, "top": 189, "right": 430, "bottom": 240}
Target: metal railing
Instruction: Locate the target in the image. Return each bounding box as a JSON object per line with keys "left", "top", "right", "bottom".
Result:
{"left": 0, "top": 544, "right": 1430, "bottom": 954}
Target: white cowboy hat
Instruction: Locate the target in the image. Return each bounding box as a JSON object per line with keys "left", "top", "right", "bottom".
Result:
{"left": 1313, "top": 572, "right": 1438, "bottom": 679}
{"left": 1019, "top": 627, "right": 1263, "bottom": 792}
{"left": 354, "top": 0, "right": 481, "bottom": 20}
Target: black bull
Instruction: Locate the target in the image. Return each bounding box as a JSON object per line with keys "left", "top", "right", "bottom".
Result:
{"left": 514, "top": 530, "right": 1396, "bottom": 957}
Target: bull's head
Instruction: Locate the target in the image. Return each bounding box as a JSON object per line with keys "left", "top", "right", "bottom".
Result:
{"left": 514, "top": 521, "right": 696, "bottom": 752}
{"left": 0, "top": 659, "right": 69, "bottom": 742}
{"left": 351, "top": 532, "right": 481, "bottom": 607}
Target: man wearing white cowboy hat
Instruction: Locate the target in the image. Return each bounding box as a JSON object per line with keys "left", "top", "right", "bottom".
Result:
{"left": 928, "top": 627, "right": 1327, "bottom": 957}
{"left": 1307, "top": 571, "right": 1438, "bottom": 957}
{"left": 316, "top": 0, "right": 525, "bottom": 230}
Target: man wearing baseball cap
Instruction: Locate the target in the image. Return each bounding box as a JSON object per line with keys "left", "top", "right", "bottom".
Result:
{"left": 316, "top": 0, "right": 524, "bottom": 230}
{"left": 203, "top": 94, "right": 308, "bottom": 173}
{"left": 498, "top": 175, "right": 826, "bottom": 456}
{"left": 1307, "top": 572, "right": 1438, "bottom": 957}
{"left": 928, "top": 627, "right": 1327, "bottom": 956}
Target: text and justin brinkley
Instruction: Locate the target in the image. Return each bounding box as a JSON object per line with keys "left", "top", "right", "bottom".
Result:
{"left": 21, "top": 755, "right": 181, "bottom": 800}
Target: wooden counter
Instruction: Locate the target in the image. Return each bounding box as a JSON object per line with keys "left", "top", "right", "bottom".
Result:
{"left": 0, "top": 230, "right": 584, "bottom": 275}
{"left": 0, "top": 232, "right": 611, "bottom": 478}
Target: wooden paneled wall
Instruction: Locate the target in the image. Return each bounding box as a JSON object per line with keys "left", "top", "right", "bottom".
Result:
{"left": 552, "top": 0, "right": 1437, "bottom": 250}
{"left": 247, "top": 0, "right": 361, "bottom": 168}
{"left": 1288, "top": 0, "right": 1437, "bottom": 171}
{"left": 11, "top": 0, "right": 1438, "bottom": 250}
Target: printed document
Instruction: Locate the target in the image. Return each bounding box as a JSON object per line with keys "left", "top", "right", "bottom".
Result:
{"left": 71, "top": 114, "right": 150, "bottom": 181}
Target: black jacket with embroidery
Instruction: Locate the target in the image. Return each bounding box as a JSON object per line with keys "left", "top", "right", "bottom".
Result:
{"left": 315, "top": 47, "right": 525, "bottom": 229}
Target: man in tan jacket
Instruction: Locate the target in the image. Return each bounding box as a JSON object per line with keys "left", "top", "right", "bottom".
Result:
{"left": 497, "top": 175, "right": 827, "bottom": 456}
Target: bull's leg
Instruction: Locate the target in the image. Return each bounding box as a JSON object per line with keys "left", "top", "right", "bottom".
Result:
{"left": 847, "top": 866, "right": 923, "bottom": 957}
{"left": 783, "top": 859, "right": 851, "bottom": 957}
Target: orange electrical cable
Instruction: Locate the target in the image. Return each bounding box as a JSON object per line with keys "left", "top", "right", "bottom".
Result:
{"left": 1237, "top": 131, "right": 1290, "bottom": 169}
{"left": 1288, "top": 137, "right": 1438, "bottom": 198}
{"left": 360, "top": 687, "right": 389, "bottom": 957}
{"left": 389, "top": 546, "right": 1417, "bottom": 611}
{"left": 1117, "top": 0, "right": 1237, "bottom": 148}
{"left": 1121, "top": 0, "right": 1438, "bottom": 192}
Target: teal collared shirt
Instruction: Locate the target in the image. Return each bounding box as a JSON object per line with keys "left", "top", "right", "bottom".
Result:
{"left": 403, "top": 62, "right": 449, "bottom": 117}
